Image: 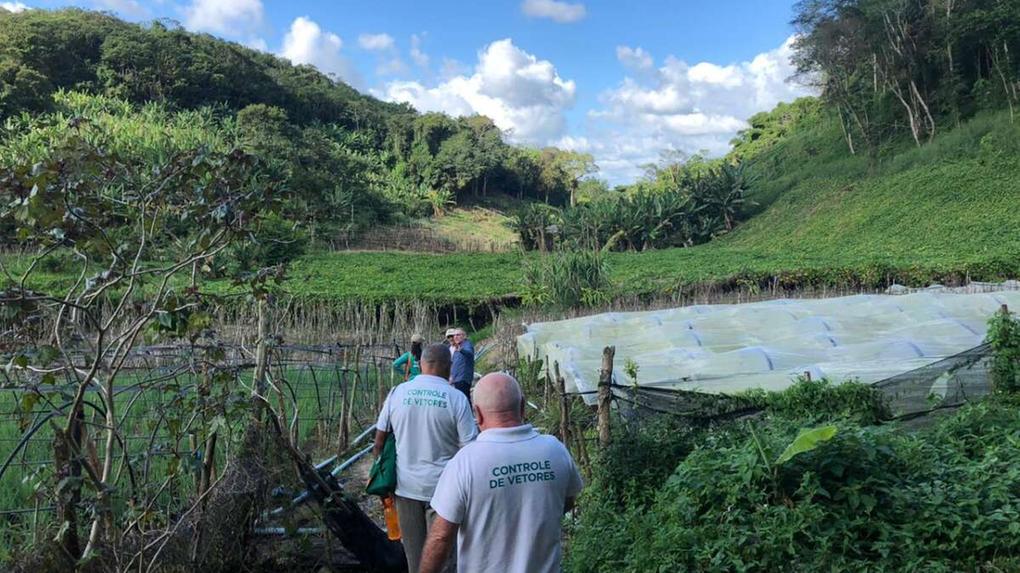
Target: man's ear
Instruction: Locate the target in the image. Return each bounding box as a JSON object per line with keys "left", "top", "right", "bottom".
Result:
{"left": 520, "top": 397, "right": 526, "bottom": 419}
{"left": 474, "top": 405, "right": 483, "bottom": 426}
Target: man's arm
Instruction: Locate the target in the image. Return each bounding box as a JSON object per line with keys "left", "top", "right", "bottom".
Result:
{"left": 419, "top": 516, "right": 459, "bottom": 573}
{"left": 458, "top": 339, "right": 474, "bottom": 357}
{"left": 372, "top": 429, "right": 389, "bottom": 457}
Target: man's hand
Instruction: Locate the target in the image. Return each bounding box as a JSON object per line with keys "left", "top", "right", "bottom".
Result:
{"left": 372, "top": 429, "right": 388, "bottom": 457}
{"left": 419, "top": 516, "right": 459, "bottom": 573}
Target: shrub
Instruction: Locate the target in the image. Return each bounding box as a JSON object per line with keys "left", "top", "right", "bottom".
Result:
{"left": 567, "top": 401, "right": 1020, "bottom": 572}
{"left": 742, "top": 377, "right": 892, "bottom": 425}
{"left": 986, "top": 306, "right": 1020, "bottom": 394}
{"left": 520, "top": 249, "right": 611, "bottom": 308}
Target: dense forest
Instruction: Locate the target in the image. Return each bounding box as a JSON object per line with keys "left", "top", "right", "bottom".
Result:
{"left": 793, "top": 0, "right": 1020, "bottom": 153}
{"left": 0, "top": 8, "right": 596, "bottom": 248}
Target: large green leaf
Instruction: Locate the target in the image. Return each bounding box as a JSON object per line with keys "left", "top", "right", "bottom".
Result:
{"left": 775, "top": 425, "right": 838, "bottom": 465}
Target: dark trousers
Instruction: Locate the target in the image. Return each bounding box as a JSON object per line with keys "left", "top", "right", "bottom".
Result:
{"left": 453, "top": 380, "right": 471, "bottom": 406}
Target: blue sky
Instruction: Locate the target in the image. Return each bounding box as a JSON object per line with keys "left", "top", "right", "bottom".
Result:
{"left": 4, "top": 0, "right": 815, "bottom": 183}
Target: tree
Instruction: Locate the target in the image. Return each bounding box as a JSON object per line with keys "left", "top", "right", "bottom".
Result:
{"left": 0, "top": 57, "right": 52, "bottom": 117}
{"left": 0, "top": 121, "right": 271, "bottom": 564}
{"left": 505, "top": 147, "right": 541, "bottom": 199}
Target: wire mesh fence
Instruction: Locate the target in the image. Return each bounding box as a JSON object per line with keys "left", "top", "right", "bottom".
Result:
{"left": 0, "top": 342, "right": 401, "bottom": 553}
{"left": 515, "top": 342, "right": 999, "bottom": 483}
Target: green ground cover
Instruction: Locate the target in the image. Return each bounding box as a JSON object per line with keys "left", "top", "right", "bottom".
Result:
{"left": 424, "top": 204, "right": 519, "bottom": 248}
{"left": 566, "top": 391, "right": 1020, "bottom": 572}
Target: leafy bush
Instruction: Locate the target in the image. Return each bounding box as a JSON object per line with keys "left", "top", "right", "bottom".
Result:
{"left": 567, "top": 401, "right": 1020, "bottom": 572}
{"left": 514, "top": 161, "right": 753, "bottom": 252}
{"left": 520, "top": 249, "right": 611, "bottom": 308}
{"left": 742, "top": 377, "right": 891, "bottom": 425}
{"left": 511, "top": 203, "right": 562, "bottom": 251}
{"left": 986, "top": 306, "right": 1020, "bottom": 394}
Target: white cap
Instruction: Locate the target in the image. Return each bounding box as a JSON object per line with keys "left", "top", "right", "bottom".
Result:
{"left": 445, "top": 328, "right": 458, "bottom": 337}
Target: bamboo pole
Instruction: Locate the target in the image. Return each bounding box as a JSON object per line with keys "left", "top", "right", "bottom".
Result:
{"left": 597, "top": 346, "right": 615, "bottom": 448}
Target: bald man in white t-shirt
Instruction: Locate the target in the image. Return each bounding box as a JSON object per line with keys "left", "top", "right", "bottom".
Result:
{"left": 419, "top": 373, "right": 584, "bottom": 573}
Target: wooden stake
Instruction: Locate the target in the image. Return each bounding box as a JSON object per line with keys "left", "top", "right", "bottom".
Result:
{"left": 555, "top": 361, "right": 570, "bottom": 448}
{"left": 597, "top": 346, "right": 615, "bottom": 448}
{"left": 53, "top": 427, "right": 80, "bottom": 562}
{"left": 339, "top": 372, "right": 350, "bottom": 452}
{"left": 379, "top": 357, "right": 389, "bottom": 413}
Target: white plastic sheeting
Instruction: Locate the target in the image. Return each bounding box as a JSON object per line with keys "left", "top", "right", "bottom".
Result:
{"left": 518, "top": 288, "right": 1020, "bottom": 403}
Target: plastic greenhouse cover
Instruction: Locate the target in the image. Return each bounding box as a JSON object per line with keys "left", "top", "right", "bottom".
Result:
{"left": 518, "top": 287, "right": 1020, "bottom": 404}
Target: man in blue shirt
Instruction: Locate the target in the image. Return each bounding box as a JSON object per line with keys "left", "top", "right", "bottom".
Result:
{"left": 445, "top": 328, "right": 474, "bottom": 405}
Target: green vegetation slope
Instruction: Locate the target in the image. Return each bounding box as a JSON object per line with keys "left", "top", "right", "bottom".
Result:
{"left": 250, "top": 107, "right": 1020, "bottom": 305}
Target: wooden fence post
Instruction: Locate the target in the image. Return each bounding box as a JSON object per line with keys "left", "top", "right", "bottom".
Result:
{"left": 597, "top": 346, "right": 615, "bottom": 448}
{"left": 555, "top": 361, "right": 570, "bottom": 448}
{"left": 379, "top": 357, "right": 389, "bottom": 413}
{"left": 544, "top": 361, "right": 554, "bottom": 410}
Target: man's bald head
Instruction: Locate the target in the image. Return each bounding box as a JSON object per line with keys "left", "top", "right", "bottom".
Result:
{"left": 421, "top": 343, "right": 452, "bottom": 379}
{"left": 473, "top": 373, "right": 524, "bottom": 429}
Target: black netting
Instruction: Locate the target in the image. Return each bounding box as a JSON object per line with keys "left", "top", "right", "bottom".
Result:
{"left": 604, "top": 343, "right": 994, "bottom": 425}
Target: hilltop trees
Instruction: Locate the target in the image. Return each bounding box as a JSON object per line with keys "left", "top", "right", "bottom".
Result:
{"left": 0, "top": 8, "right": 602, "bottom": 245}
{"left": 793, "top": 0, "right": 1020, "bottom": 153}
{"left": 513, "top": 156, "right": 753, "bottom": 252}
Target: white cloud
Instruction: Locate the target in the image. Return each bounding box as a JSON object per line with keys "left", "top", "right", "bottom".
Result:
{"left": 381, "top": 38, "right": 576, "bottom": 144}
{"left": 616, "top": 46, "right": 653, "bottom": 71}
{"left": 184, "top": 0, "right": 263, "bottom": 38}
{"left": 281, "top": 16, "right": 363, "bottom": 88}
{"left": 358, "top": 33, "right": 395, "bottom": 51}
{"left": 1, "top": 2, "right": 28, "bottom": 12}
{"left": 439, "top": 57, "right": 466, "bottom": 79}
{"left": 521, "top": 0, "right": 586, "bottom": 23}
{"left": 246, "top": 37, "right": 269, "bottom": 52}
{"left": 410, "top": 33, "right": 430, "bottom": 68}
{"left": 91, "top": 0, "right": 149, "bottom": 18}
{"left": 585, "top": 36, "right": 816, "bottom": 184}
{"left": 357, "top": 33, "right": 405, "bottom": 75}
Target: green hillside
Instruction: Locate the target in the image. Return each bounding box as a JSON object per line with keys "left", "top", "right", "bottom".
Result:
{"left": 252, "top": 108, "right": 1020, "bottom": 305}
{"left": 8, "top": 106, "right": 1018, "bottom": 306}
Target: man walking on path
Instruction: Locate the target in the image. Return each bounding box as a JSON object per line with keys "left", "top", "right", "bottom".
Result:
{"left": 374, "top": 344, "right": 478, "bottom": 573}
{"left": 419, "top": 373, "right": 584, "bottom": 573}
{"left": 446, "top": 328, "right": 474, "bottom": 404}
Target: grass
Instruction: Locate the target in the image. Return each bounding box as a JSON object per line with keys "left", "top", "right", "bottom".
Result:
{"left": 424, "top": 202, "right": 519, "bottom": 249}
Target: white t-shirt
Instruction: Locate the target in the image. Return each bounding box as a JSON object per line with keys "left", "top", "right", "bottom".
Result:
{"left": 376, "top": 374, "right": 478, "bottom": 501}
{"left": 430, "top": 424, "right": 584, "bottom": 573}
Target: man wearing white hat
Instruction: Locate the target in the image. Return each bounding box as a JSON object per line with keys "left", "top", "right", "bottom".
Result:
{"left": 445, "top": 328, "right": 474, "bottom": 404}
